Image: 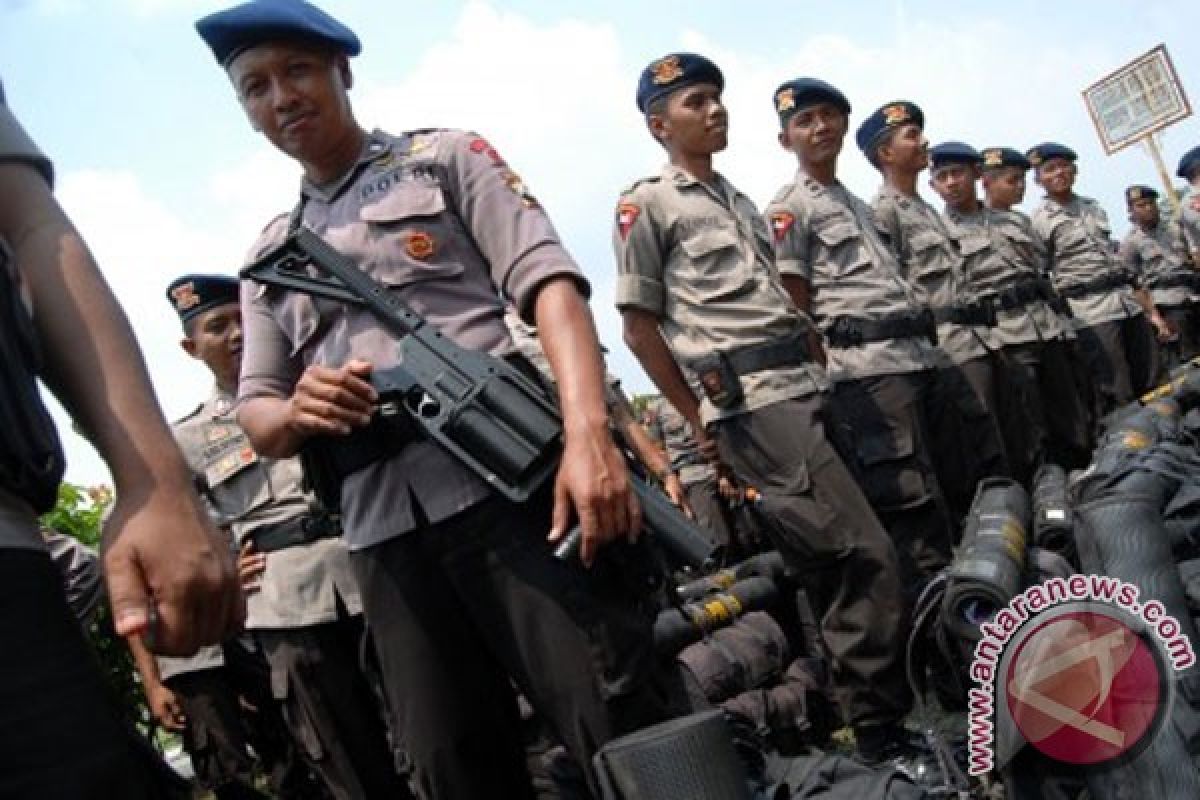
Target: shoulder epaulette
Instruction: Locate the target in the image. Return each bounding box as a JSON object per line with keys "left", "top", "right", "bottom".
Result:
{"left": 172, "top": 402, "right": 205, "bottom": 426}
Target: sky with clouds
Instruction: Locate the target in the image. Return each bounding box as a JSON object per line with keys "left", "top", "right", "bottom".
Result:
{"left": 3, "top": 0, "right": 1199, "bottom": 487}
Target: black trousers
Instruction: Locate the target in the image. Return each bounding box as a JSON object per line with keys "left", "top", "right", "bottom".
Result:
{"left": 993, "top": 340, "right": 1096, "bottom": 485}
{"left": 350, "top": 488, "right": 680, "bottom": 800}
{"left": 828, "top": 371, "right": 956, "bottom": 583}
{"left": 1075, "top": 315, "right": 1158, "bottom": 418}
{"left": 711, "top": 395, "right": 912, "bottom": 728}
{"left": 166, "top": 667, "right": 270, "bottom": 800}
{"left": 0, "top": 549, "right": 185, "bottom": 800}
{"left": 932, "top": 360, "right": 1011, "bottom": 523}
{"left": 257, "top": 613, "right": 411, "bottom": 800}
{"left": 1159, "top": 303, "right": 1200, "bottom": 375}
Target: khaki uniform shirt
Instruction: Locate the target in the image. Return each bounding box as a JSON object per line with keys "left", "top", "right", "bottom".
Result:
{"left": 646, "top": 396, "right": 711, "bottom": 487}
{"left": 1118, "top": 222, "right": 1198, "bottom": 308}
{"left": 766, "top": 170, "right": 939, "bottom": 383}
{"left": 240, "top": 129, "right": 587, "bottom": 550}
{"left": 946, "top": 206, "right": 1067, "bottom": 345}
{"left": 613, "top": 165, "right": 826, "bottom": 425}
{"left": 1031, "top": 195, "right": 1142, "bottom": 326}
{"left": 1179, "top": 187, "right": 1200, "bottom": 259}
{"left": 173, "top": 386, "right": 361, "bottom": 630}
{"left": 871, "top": 187, "right": 992, "bottom": 363}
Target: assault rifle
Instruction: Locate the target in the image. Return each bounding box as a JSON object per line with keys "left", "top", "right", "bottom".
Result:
{"left": 242, "top": 228, "right": 717, "bottom": 569}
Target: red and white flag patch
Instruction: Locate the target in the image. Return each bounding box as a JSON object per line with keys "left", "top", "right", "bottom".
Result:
{"left": 770, "top": 211, "right": 795, "bottom": 243}
{"left": 617, "top": 202, "right": 641, "bottom": 240}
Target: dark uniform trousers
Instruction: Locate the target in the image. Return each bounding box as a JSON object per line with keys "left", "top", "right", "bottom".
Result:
{"left": 1075, "top": 315, "right": 1159, "bottom": 419}
{"left": 682, "top": 476, "right": 735, "bottom": 550}
{"left": 1158, "top": 304, "right": 1200, "bottom": 375}
{"left": 710, "top": 396, "right": 912, "bottom": 728}
{"left": 166, "top": 666, "right": 270, "bottom": 800}
{"left": 827, "top": 371, "right": 956, "bottom": 587}
{"left": 0, "top": 549, "right": 187, "bottom": 800}
{"left": 257, "top": 610, "right": 410, "bottom": 800}
{"left": 350, "top": 487, "right": 683, "bottom": 800}
{"left": 932, "top": 361, "right": 1011, "bottom": 524}
{"left": 992, "top": 341, "right": 1095, "bottom": 486}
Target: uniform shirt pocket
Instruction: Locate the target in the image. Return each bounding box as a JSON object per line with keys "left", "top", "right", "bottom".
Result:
{"left": 204, "top": 447, "right": 274, "bottom": 521}
{"left": 812, "top": 219, "right": 870, "bottom": 279}
{"left": 956, "top": 232, "right": 990, "bottom": 258}
{"left": 359, "top": 185, "right": 466, "bottom": 287}
{"left": 907, "top": 229, "right": 944, "bottom": 257}
{"left": 675, "top": 226, "right": 748, "bottom": 301}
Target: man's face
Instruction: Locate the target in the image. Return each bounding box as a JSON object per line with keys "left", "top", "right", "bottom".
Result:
{"left": 1130, "top": 196, "right": 1160, "bottom": 227}
{"left": 651, "top": 83, "right": 728, "bottom": 156}
{"left": 183, "top": 303, "right": 243, "bottom": 387}
{"left": 779, "top": 102, "right": 847, "bottom": 166}
{"left": 982, "top": 167, "right": 1026, "bottom": 209}
{"left": 1036, "top": 157, "right": 1076, "bottom": 195}
{"left": 228, "top": 42, "right": 355, "bottom": 165}
{"left": 879, "top": 123, "right": 928, "bottom": 172}
{"left": 930, "top": 163, "right": 978, "bottom": 209}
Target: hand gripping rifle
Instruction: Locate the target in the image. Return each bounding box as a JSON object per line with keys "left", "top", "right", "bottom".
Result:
{"left": 242, "top": 228, "right": 717, "bottom": 569}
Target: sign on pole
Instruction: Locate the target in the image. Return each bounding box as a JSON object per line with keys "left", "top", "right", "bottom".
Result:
{"left": 1082, "top": 44, "right": 1191, "bottom": 155}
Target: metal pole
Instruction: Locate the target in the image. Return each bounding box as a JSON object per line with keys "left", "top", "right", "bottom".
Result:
{"left": 1144, "top": 133, "right": 1181, "bottom": 216}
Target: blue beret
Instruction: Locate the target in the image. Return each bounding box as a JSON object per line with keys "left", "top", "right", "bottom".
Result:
{"left": 930, "top": 141, "right": 981, "bottom": 170}
{"left": 1025, "top": 142, "right": 1076, "bottom": 168}
{"left": 980, "top": 147, "right": 1030, "bottom": 171}
{"left": 772, "top": 78, "right": 851, "bottom": 125}
{"left": 1176, "top": 146, "right": 1200, "bottom": 180}
{"left": 1125, "top": 185, "right": 1159, "bottom": 204}
{"left": 856, "top": 101, "right": 923, "bottom": 159}
{"left": 195, "top": 0, "right": 361, "bottom": 67}
{"left": 636, "top": 53, "right": 723, "bottom": 113}
{"left": 166, "top": 274, "right": 240, "bottom": 325}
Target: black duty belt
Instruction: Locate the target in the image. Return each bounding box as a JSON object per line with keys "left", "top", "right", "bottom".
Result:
{"left": 931, "top": 302, "right": 996, "bottom": 327}
{"left": 990, "top": 278, "right": 1056, "bottom": 312}
{"left": 1058, "top": 271, "right": 1134, "bottom": 300}
{"left": 690, "top": 331, "right": 812, "bottom": 410}
{"left": 826, "top": 309, "right": 937, "bottom": 348}
{"left": 251, "top": 512, "right": 341, "bottom": 554}
{"left": 1147, "top": 273, "right": 1200, "bottom": 292}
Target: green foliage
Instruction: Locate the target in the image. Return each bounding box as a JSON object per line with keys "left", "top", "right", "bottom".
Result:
{"left": 630, "top": 392, "right": 660, "bottom": 420}
{"left": 40, "top": 483, "right": 162, "bottom": 746}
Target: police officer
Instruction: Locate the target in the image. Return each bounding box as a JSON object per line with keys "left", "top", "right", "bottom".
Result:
{"left": 980, "top": 145, "right": 1097, "bottom": 443}
{"left": 164, "top": 273, "right": 408, "bottom": 799}
{"left": 859, "top": 104, "right": 1009, "bottom": 519}
{"left": 929, "top": 142, "right": 1091, "bottom": 479}
{"left": 1119, "top": 185, "right": 1200, "bottom": 372}
{"left": 1177, "top": 146, "right": 1200, "bottom": 264}
{"left": 616, "top": 57, "right": 916, "bottom": 767}
{"left": 764, "top": 80, "right": 958, "bottom": 591}
{"left": 0, "top": 79, "right": 240, "bottom": 798}
{"left": 1028, "top": 142, "right": 1168, "bottom": 416}
{"left": 195, "top": 3, "right": 677, "bottom": 798}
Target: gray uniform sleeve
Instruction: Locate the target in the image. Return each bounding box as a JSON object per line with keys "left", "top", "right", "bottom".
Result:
{"left": 613, "top": 184, "right": 667, "bottom": 315}
{"left": 0, "top": 81, "right": 52, "bottom": 186}
{"left": 1117, "top": 232, "right": 1140, "bottom": 274}
{"left": 767, "top": 197, "right": 811, "bottom": 280}
{"left": 1180, "top": 194, "right": 1200, "bottom": 258}
{"left": 238, "top": 216, "right": 304, "bottom": 402}
{"left": 442, "top": 132, "right": 588, "bottom": 322}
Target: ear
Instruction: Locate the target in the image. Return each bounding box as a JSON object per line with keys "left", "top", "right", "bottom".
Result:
{"left": 181, "top": 336, "right": 199, "bottom": 359}
{"left": 336, "top": 54, "right": 353, "bottom": 90}
{"left": 927, "top": 175, "right": 937, "bottom": 193}
{"left": 777, "top": 128, "right": 790, "bottom": 151}
{"left": 647, "top": 113, "right": 669, "bottom": 144}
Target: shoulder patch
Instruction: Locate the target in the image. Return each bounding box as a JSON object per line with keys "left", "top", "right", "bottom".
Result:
{"left": 617, "top": 201, "right": 641, "bottom": 240}
{"left": 769, "top": 211, "right": 796, "bottom": 243}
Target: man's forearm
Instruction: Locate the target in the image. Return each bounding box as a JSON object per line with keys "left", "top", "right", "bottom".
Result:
{"left": 237, "top": 395, "right": 306, "bottom": 458}
{"left": 622, "top": 310, "right": 703, "bottom": 432}
{"left": 0, "top": 164, "right": 191, "bottom": 495}
{"left": 534, "top": 279, "right": 611, "bottom": 435}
